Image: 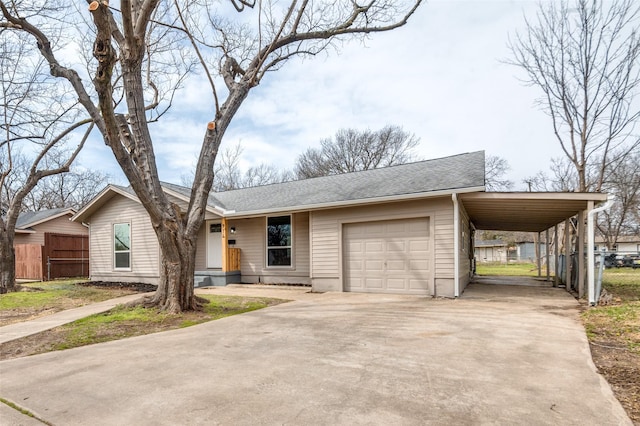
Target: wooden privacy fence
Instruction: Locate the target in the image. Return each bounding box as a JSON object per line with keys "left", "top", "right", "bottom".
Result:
{"left": 15, "top": 233, "right": 89, "bottom": 281}
{"left": 15, "top": 244, "right": 43, "bottom": 280}
{"left": 44, "top": 233, "right": 89, "bottom": 280}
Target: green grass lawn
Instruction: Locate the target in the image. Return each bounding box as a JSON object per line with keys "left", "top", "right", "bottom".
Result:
{"left": 602, "top": 268, "right": 640, "bottom": 302}
{"left": 0, "top": 279, "right": 142, "bottom": 326}
{"left": 0, "top": 279, "right": 134, "bottom": 311}
{"left": 475, "top": 262, "right": 550, "bottom": 277}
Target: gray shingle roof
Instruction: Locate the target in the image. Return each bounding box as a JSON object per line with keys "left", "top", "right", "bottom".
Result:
{"left": 163, "top": 151, "right": 485, "bottom": 214}
{"left": 16, "top": 207, "right": 74, "bottom": 229}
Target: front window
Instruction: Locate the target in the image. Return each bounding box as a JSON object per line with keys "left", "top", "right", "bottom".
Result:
{"left": 267, "top": 215, "right": 291, "bottom": 266}
{"left": 114, "top": 223, "right": 131, "bottom": 269}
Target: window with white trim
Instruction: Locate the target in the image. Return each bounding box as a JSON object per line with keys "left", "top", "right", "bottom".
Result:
{"left": 267, "top": 215, "right": 291, "bottom": 266}
{"left": 114, "top": 223, "right": 131, "bottom": 269}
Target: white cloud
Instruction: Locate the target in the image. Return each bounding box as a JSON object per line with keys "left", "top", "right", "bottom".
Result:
{"left": 79, "top": 0, "right": 565, "bottom": 190}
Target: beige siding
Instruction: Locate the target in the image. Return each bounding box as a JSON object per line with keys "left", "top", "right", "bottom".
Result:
{"left": 14, "top": 214, "right": 87, "bottom": 246}
{"left": 230, "top": 217, "right": 264, "bottom": 275}
{"left": 226, "top": 213, "right": 310, "bottom": 284}
{"left": 195, "top": 222, "right": 207, "bottom": 270}
{"left": 88, "top": 195, "right": 160, "bottom": 284}
{"left": 310, "top": 197, "right": 453, "bottom": 294}
{"left": 13, "top": 233, "right": 39, "bottom": 246}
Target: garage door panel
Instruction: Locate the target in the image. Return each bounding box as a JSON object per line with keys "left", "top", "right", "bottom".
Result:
{"left": 386, "top": 240, "right": 406, "bottom": 252}
{"left": 386, "top": 222, "right": 407, "bottom": 233}
{"left": 409, "top": 279, "right": 428, "bottom": 290}
{"left": 348, "top": 260, "right": 362, "bottom": 270}
{"left": 409, "top": 240, "right": 429, "bottom": 251}
{"left": 408, "top": 218, "right": 429, "bottom": 231}
{"left": 365, "top": 260, "right": 384, "bottom": 271}
{"left": 349, "top": 278, "right": 363, "bottom": 289}
{"left": 343, "top": 217, "right": 431, "bottom": 295}
{"left": 386, "top": 260, "right": 407, "bottom": 272}
{"left": 365, "top": 278, "right": 384, "bottom": 289}
{"left": 348, "top": 241, "right": 363, "bottom": 252}
{"left": 409, "top": 259, "right": 429, "bottom": 271}
{"left": 386, "top": 278, "right": 406, "bottom": 289}
{"left": 365, "top": 241, "right": 384, "bottom": 252}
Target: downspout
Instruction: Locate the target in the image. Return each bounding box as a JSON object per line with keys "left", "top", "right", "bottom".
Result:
{"left": 587, "top": 195, "right": 614, "bottom": 305}
{"left": 452, "top": 193, "right": 460, "bottom": 297}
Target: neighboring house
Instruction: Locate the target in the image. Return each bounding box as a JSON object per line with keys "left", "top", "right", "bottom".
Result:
{"left": 595, "top": 236, "right": 640, "bottom": 253}
{"left": 14, "top": 208, "right": 87, "bottom": 245}
{"left": 13, "top": 208, "right": 89, "bottom": 280}
{"left": 514, "top": 241, "right": 547, "bottom": 262}
{"left": 72, "top": 151, "right": 608, "bottom": 298}
{"left": 474, "top": 240, "right": 508, "bottom": 263}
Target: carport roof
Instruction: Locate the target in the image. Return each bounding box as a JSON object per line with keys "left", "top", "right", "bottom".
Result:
{"left": 459, "top": 192, "right": 608, "bottom": 232}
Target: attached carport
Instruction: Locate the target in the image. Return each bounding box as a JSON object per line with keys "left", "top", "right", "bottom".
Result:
{"left": 458, "top": 192, "right": 610, "bottom": 304}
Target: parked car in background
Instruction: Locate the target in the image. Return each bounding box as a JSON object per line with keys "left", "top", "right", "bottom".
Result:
{"left": 604, "top": 254, "right": 618, "bottom": 268}
{"left": 603, "top": 253, "right": 640, "bottom": 268}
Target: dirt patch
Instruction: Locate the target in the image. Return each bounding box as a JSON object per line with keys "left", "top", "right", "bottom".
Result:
{"left": 0, "top": 282, "right": 154, "bottom": 327}
{"left": 79, "top": 281, "right": 157, "bottom": 293}
{"left": 589, "top": 341, "right": 640, "bottom": 424}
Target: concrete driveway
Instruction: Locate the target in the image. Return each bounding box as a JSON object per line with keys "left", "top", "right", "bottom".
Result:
{"left": 0, "top": 284, "right": 631, "bottom": 425}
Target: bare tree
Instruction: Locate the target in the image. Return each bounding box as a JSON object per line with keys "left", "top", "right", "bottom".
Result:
{"left": 509, "top": 0, "right": 640, "bottom": 192}
{"left": 1, "top": 0, "right": 422, "bottom": 310}
{"left": 22, "top": 167, "right": 110, "bottom": 211}
{"left": 181, "top": 142, "right": 291, "bottom": 191}
{"left": 0, "top": 24, "right": 92, "bottom": 293}
{"left": 484, "top": 155, "right": 513, "bottom": 191}
{"left": 597, "top": 151, "right": 640, "bottom": 248}
{"left": 211, "top": 143, "right": 243, "bottom": 192}
{"left": 295, "top": 125, "right": 420, "bottom": 179}
{"left": 522, "top": 157, "right": 579, "bottom": 192}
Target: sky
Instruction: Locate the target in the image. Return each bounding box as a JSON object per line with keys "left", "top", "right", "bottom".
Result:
{"left": 75, "top": 0, "right": 561, "bottom": 191}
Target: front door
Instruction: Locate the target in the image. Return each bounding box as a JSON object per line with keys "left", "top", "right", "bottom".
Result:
{"left": 207, "top": 222, "right": 222, "bottom": 268}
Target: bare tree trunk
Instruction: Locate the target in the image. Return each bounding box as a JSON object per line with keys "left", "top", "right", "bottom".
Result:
{"left": 144, "top": 222, "right": 199, "bottom": 313}
{"left": 0, "top": 229, "right": 16, "bottom": 293}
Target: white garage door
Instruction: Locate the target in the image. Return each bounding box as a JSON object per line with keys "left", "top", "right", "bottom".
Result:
{"left": 343, "top": 217, "right": 431, "bottom": 294}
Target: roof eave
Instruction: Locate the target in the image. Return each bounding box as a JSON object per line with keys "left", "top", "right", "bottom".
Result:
{"left": 461, "top": 191, "right": 608, "bottom": 202}
{"left": 15, "top": 228, "right": 36, "bottom": 234}
{"left": 225, "top": 186, "right": 486, "bottom": 218}
{"left": 19, "top": 208, "right": 77, "bottom": 228}
{"left": 160, "top": 186, "right": 229, "bottom": 217}
{"left": 71, "top": 185, "right": 140, "bottom": 223}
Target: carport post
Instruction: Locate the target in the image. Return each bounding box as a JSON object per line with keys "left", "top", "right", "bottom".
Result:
{"left": 554, "top": 225, "right": 559, "bottom": 287}
{"left": 577, "top": 210, "right": 585, "bottom": 299}
{"left": 587, "top": 197, "right": 613, "bottom": 305}
{"left": 564, "top": 219, "right": 571, "bottom": 289}
{"left": 536, "top": 232, "right": 541, "bottom": 277}
{"left": 546, "top": 229, "right": 550, "bottom": 282}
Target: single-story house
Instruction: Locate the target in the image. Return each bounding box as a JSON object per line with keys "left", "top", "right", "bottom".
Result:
{"left": 595, "top": 236, "right": 640, "bottom": 254}
{"left": 514, "top": 241, "right": 547, "bottom": 262}
{"left": 14, "top": 208, "right": 89, "bottom": 280}
{"left": 72, "top": 151, "right": 608, "bottom": 298}
{"left": 14, "top": 208, "right": 88, "bottom": 245}
{"left": 474, "top": 240, "right": 508, "bottom": 263}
